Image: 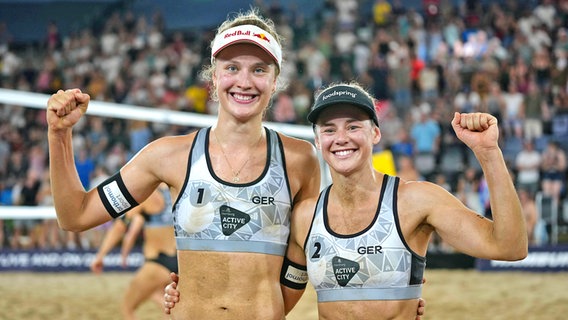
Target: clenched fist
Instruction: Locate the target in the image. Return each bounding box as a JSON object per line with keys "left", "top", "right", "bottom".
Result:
{"left": 451, "top": 112, "right": 500, "bottom": 153}
{"left": 46, "top": 88, "right": 90, "bottom": 131}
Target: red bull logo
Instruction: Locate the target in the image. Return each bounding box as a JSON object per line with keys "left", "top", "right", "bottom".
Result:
{"left": 224, "top": 29, "right": 251, "bottom": 38}
{"left": 253, "top": 33, "right": 271, "bottom": 43}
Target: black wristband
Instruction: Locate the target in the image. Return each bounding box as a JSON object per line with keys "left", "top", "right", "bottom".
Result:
{"left": 280, "top": 256, "right": 308, "bottom": 289}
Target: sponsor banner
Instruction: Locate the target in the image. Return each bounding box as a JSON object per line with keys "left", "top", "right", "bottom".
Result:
{"left": 0, "top": 249, "right": 144, "bottom": 272}
{"left": 476, "top": 245, "right": 568, "bottom": 272}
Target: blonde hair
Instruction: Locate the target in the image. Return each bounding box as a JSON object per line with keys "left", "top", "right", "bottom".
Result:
{"left": 201, "top": 8, "right": 285, "bottom": 101}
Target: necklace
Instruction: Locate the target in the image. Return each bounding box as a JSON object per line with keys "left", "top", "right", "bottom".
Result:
{"left": 213, "top": 129, "right": 263, "bottom": 183}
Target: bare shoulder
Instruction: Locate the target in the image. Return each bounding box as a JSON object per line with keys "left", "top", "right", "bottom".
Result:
{"left": 397, "top": 178, "right": 466, "bottom": 219}
{"left": 148, "top": 131, "right": 198, "bottom": 167}
{"left": 397, "top": 179, "right": 452, "bottom": 209}
{"left": 147, "top": 132, "right": 198, "bottom": 155}
{"left": 124, "top": 131, "right": 198, "bottom": 188}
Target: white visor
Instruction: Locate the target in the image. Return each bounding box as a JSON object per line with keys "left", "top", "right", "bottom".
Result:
{"left": 211, "top": 24, "right": 282, "bottom": 69}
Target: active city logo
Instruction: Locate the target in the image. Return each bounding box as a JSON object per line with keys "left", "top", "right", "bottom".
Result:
{"left": 332, "top": 256, "right": 360, "bottom": 287}
{"left": 219, "top": 205, "right": 251, "bottom": 236}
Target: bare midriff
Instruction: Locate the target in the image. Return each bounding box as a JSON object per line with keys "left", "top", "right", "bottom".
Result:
{"left": 318, "top": 299, "right": 421, "bottom": 320}
{"left": 170, "top": 250, "right": 286, "bottom": 320}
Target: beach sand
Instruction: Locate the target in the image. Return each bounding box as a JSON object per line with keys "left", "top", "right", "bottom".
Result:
{"left": 0, "top": 269, "right": 566, "bottom": 319}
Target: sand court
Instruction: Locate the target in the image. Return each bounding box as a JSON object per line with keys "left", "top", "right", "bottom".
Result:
{"left": 0, "top": 269, "right": 566, "bottom": 319}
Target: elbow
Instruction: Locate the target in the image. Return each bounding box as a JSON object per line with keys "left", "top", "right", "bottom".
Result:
{"left": 505, "top": 249, "right": 528, "bottom": 261}
{"left": 57, "top": 220, "right": 88, "bottom": 233}
{"left": 512, "top": 243, "right": 529, "bottom": 261}
{"left": 508, "top": 250, "right": 528, "bottom": 261}
{"left": 502, "top": 241, "right": 529, "bottom": 261}
{"left": 515, "top": 233, "right": 530, "bottom": 260}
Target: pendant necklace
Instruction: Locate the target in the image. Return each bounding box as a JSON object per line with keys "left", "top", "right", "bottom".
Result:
{"left": 213, "top": 129, "right": 263, "bottom": 183}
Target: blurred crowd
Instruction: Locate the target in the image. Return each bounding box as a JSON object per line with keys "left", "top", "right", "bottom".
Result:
{"left": 0, "top": 0, "right": 567, "bottom": 251}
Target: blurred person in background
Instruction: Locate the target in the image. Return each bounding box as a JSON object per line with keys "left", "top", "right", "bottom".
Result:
{"left": 518, "top": 188, "right": 547, "bottom": 246}
{"left": 35, "top": 170, "right": 61, "bottom": 249}
{"left": 540, "top": 140, "right": 567, "bottom": 203}
{"left": 91, "top": 184, "right": 175, "bottom": 320}
{"left": 515, "top": 139, "right": 542, "bottom": 195}
{"left": 11, "top": 170, "right": 42, "bottom": 249}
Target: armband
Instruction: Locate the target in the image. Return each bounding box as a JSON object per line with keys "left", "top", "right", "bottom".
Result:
{"left": 97, "top": 172, "right": 138, "bottom": 219}
{"left": 280, "top": 256, "right": 308, "bottom": 289}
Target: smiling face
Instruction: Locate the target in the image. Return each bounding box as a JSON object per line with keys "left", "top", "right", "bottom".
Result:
{"left": 314, "top": 105, "right": 381, "bottom": 176}
{"left": 213, "top": 43, "right": 278, "bottom": 121}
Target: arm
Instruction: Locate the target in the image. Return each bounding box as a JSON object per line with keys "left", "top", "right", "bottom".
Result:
{"left": 523, "top": 201, "right": 538, "bottom": 244}
{"left": 121, "top": 187, "right": 165, "bottom": 265}
{"left": 90, "top": 219, "right": 127, "bottom": 274}
{"left": 281, "top": 199, "right": 314, "bottom": 314}
{"left": 557, "top": 149, "right": 567, "bottom": 171}
{"left": 120, "top": 212, "right": 145, "bottom": 267}
{"left": 280, "top": 137, "right": 321, "bottom": 313}
{"left": 47, "top": 89, "right": 164, "bottom": 232}
{"left": 47, "top": 89, "right": 110, "bottom": 230}
{"left": 424, "top": 113, "right": 528, "bottom": 260}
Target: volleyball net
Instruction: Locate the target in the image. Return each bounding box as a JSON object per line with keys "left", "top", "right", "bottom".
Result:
{"left": 0, "top": 88, "right": 327, "bottom": 222}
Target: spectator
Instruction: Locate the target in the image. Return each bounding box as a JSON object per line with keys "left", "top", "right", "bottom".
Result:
{"left": 456, "top": 166, "right": 483, "bottom": 215}
{"left": 35, "top": 170, "right": 60, "bottom": 249}
{"left": 454, "top": 87, "right": 481, "bottom": 113}
{"left": 551, "top": 91, "right": 568, "bottom": 151}
{"left": 418, "top": 62, "right": 439, "bottom": 102}
{"left": 75, "top": 148, "right": 95, "bottom": 189}
{"left": 270, "top": 92, "right": 298, "bottom": 124}
{"left": 396, "top": 155, "right": 423, "bottom": 182}
{"left": 128, "top": 120, "right": 153, "bottom": 157}
{"left": 388, "top": 47, "right": 413, "bottom": 119}
{"left": 481, "top": 81, "right": 505, "bottom": 124}
{"left": 390, "top": 127, "right": 415, "bottom": 162}
{"left": 373, "top": 0, "right": 392, "bottom": 28}
{"left": 502, "top": 81, "right": 525, "bottom": 139}
{"left": 515, "top": 139, "right": 542, "bottom": 195}
{"left": 533, "top": 0, "right": 556, "bottom": 31}
{"left": 376, "top": 107, "right": 404, "bottom": 149}
{"left": 11, "top": 170, "right": 41, "bottom": 249}
{"left": 410, "top": 103, "right": 441, "bottom": 179}
{"left": 523, "top": 79, "right": 548, "bottom": 141}
{"left": 85, "top": 117, "right": 109, "bottom": 165}
{"left": 409, "top": 50, "right": 425, "bottom": 101}
{"left": 518, "top": 188, "right": 547, "bottom": 246}
{"left": 540, "top": 140, "right": 567, "bottom": 202}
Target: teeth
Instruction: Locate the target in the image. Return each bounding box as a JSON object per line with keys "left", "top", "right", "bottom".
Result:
{"left": 335, "top": 150, "right": 353, "bottom": 156}
{"left": 233, "top": 93, "right": 253, "bottom": 101}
